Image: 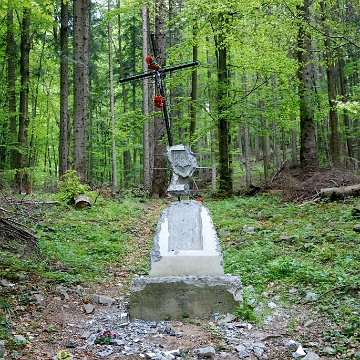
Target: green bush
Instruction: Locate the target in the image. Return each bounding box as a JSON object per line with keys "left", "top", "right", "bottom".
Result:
{"left": 56, "top": 170, "right": 90, "bottom": 204}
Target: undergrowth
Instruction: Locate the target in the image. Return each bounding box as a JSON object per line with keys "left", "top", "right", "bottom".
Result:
{"left": 0, "top": 193, "right": 359, "bottom": 357}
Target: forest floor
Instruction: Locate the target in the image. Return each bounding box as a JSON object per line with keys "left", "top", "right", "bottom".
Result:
{"left": 1, "top": 166, "right": 360, "bottom": 359}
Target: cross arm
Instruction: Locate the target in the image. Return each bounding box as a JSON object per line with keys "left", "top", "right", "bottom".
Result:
{"left": 119, "top": 61, "right": 199, "bottom": 84}
{"left": 120, "top": 71, "right": 155, "bottom": 83}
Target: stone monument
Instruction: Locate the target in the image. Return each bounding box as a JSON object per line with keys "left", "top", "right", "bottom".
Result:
{"left": 129, "top": 145, "right": 243, "bottom": 320}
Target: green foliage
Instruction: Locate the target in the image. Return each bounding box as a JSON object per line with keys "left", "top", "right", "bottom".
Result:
{"left": 233, "top": 292, "right": 258, "bottom": 322}
{"left": 36, "top": 197, "right": 150, "bottom": 284}
{"left": 54, "top": 350, "right": 73, "bottom": 360}
{"left": 56, "top": 170, "right": 91, "bottom": 205}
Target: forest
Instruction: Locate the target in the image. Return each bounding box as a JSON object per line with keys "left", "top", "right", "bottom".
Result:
{"left": 1, "top": 0, "right": 360, "bottom": 197}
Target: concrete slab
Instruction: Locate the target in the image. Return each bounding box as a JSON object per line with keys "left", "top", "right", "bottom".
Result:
{"left": 130, "top": 275, "right": 242, "bottom": 320}
{"left": 149, "top": 201, "right": 224, "bottom": 277}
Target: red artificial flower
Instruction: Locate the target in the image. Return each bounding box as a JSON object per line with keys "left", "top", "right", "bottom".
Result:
{"left": 154, "top": 95, "right": 164, "bottom": 108}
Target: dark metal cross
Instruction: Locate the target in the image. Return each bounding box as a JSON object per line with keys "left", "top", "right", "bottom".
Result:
{"left": 120, "top": 33, "right": 198, "bottom": 147}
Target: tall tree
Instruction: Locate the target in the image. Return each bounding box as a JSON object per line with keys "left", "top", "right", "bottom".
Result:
{"left": 6, "top": 10, "right": 17, "bottom": 170}
{"left": 108, "top": 0, "right": 117, "bottom": 187}
{"left": 73, "top": 0, "right": 89, "bottom": 183}
{"left": 296, "top": 0, "right": 318, "bottom": 167}
{"left": 151, "top": 0, "right": 168, "bottom": 198}
{"left": 142, "top": 4, "right": 152, "bottom": 192}
{"left": 215, "top": 12, "right": 232, "bottom": 194}
{"left": 59, "top": 0, "right": 69, "bottom": 177}
{"left": 16, "top": 7, "right": 31, "bottom": 190}
{"left": 320, "top": 0, "right": 340, "bottom": 167}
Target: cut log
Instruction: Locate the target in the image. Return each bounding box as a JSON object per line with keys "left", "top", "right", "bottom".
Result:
{"left": 75, "top": 194, "right": 92, "bottom": 209}
{"left": 320, "top": 183, "right": 360, "bottom": 200}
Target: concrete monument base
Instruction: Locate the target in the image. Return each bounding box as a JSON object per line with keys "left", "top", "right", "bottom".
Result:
{"left": 130, "top": 275, "right": 242, "bottom": 320}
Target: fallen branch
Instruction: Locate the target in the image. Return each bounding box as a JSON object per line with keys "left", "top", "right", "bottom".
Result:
{"left": 320, "top": 183, "right": 360, "bottom": 200}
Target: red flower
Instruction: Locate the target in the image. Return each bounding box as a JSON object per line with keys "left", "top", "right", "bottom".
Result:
{"left": 197, "top": 199, "right": 204, "bottom": 203}
{"left": 145, "top": 56, "right": 154, "bottom": 64}
{"left": 154, "top": 95, "right": 164, "bottom": 108}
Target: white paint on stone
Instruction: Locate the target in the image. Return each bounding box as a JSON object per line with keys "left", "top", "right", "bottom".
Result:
{"left": 149, "top": 200, "right": 224, "bottom": 277}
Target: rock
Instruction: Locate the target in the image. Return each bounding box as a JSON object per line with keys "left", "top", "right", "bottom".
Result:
{"left": 303, "top": 352, "right": 320, "bottom": 360}
{"left": 303, "top": 320, "right": 315, "bottom": 327}
{"left": 288, "top": 287, "right": 298, "bottom": 294}
{"left": 281, "top": 340, "right": 301, "bottom": 351}
{"left": 194, "top": 346, "right": 216, "bottom": 357}
{"left": 33, "top": 293, "right": 44, "bottom": 304}
{"left": 80, "top": 331, "right": 91, "bottom": 339}
{"left": 96, "top": 345, "right": 114, "bottom": 357}
{"left": 305, "top": 292, "right": 316, "bottom": 301}
{"left": 90, "top": 294, "right": 116, "bottom": 305}
{"left": 292, "top": 345, "right": 306, "bottom": 359}
{"left": 219, "top": 313, "right": 236, "bottom": 324}
{"left": 322, "top": 346, "right": 336, "bottom": 355}
{"left": 1, "top": 279, "right": 14, "bottom": 287}
{"left": 59, "top": 288, "right": 70, "bottom": 301}
{"left": 84, "top": 303, "right": 94, "bottom": 314}
{"left": 242, "top": 225, "right": 255, "bottom": 233}
{"left": 13, "top": 335, "right": 27, "bottom": 344}
{"left": 268, "top": 302, "right": 277, "bottom": 309}
{"left": 235, "top": 345, "right": 246, "bottom": 353}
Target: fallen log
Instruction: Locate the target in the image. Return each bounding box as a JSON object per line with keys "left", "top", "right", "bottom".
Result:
{"left": 320, "top": 183, "right": 360, "bottom": 200}
{"left": 75, "top": 194, "right": 92, "bottom": 209}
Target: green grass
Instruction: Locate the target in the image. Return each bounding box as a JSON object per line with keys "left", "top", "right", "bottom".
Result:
{"left": 1, "top": 193, "right": 359, "bottom": 357}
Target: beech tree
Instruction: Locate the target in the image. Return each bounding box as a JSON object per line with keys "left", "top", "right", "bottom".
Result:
{"left": 73, "top": 0, "right": 89, "bottom": 183}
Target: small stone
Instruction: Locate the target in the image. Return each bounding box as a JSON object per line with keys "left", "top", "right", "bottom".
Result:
{"left": 97, "top": 345, "right": 114, "bottom": 357}
{"left": 194, "top": 346, "right": 216, "bottom": 357}
{"left": 303, "top": 352, "right": 320, "bottom": 360}
{"left": 33, "top": 293, "right": 44, "bottom": 304}
{"left": 80, "top": 331, "right": 91, "bottom": 339}
{"left": 219, "top": 313, "right": 236, "bottom": 324}
{"left": 292, "top": 345, "right": 306, "bottom": 359}
{"left": 268, "top": 302, "right": 277, "bottom": 309}
{"left": 242, "top": 225, "right": 255, "bottom": 233}
{"left": 322, "top": 346, "right": 336, "bottom": 355}
{"left": 235, "top": 344, "right": 246, "bottom": 352}
{"left": 281, "top": 340, "right": 301, "bottom": 351}
{"left": 304, "top": 320, "right": 315, "bottom": 327}
{"left": 237, "top": 350, "right": 250, "bottom": 359}
{"left": 90, "top": 294, "right": 116, "bottom": 305}
{"left": 305, "top": 292, "right": 316, "bottom": 301}
{"left": 289, "top": 287, "right": 298, "bottom": 294}
{"left": 253, "top": 346, "right": 265, "bottom": 357}
{"left": 1, "top": 279, "right": 14, "bottom": 287}
{"left": 13, "top": 335, "right": 27, "bottom": 344}
{"left": 84, "top": 303, "right": 94, "bottom": 314}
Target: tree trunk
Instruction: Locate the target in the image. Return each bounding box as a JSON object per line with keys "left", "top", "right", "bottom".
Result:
{"left": 16, "top": 7, "right": 31, "bottom": 190}
{"left": 337, "top": 47, "right": 353, "bottom": 163}
{"left": 260, "top": 99, "right": 270, "bottom": 181}
{"left": 216, "top": 27, "right": 232, "bottom": 194}
{"left": 244, "top": 124, "right": 252, "bottom": 189}
{"left": 73, "top": 0, "right": 89, "bottom": 183}
{"left": 108, "top": 0, "right": 117, "bottom": 187}
{"left": 320, "top": 0, "right": 340, "bottom": 167}
{"left": 151, "top": 0, "right": 168, "bottom": 198}
{"left": 189, "top": 23, "right": 198, "bottom": 148}
{"left": 297, "top": 0, "right": 318, "bottom": 168}
{"left": 6, "top": 10, "right": 17, "bottom": 170}
{"left": 59, "top": 0, "right": 69, "bottom": 178}
{"left": 142, "top": 5, "right": 152, "bottom": 192}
